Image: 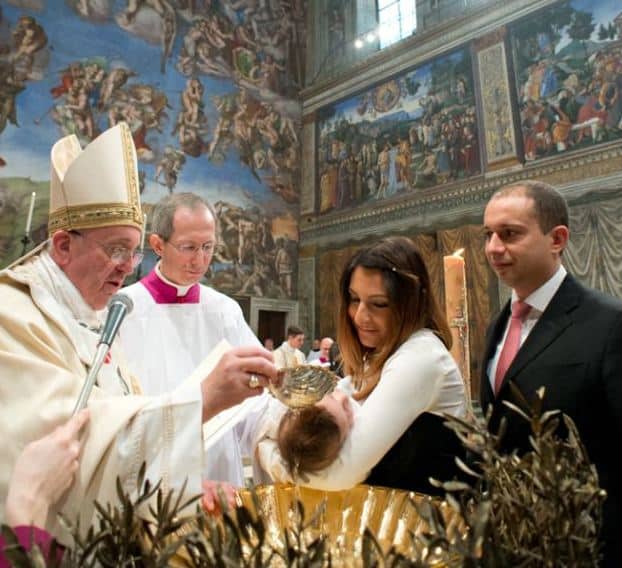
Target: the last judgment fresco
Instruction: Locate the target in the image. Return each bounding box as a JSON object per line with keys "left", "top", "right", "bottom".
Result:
{"left": 0, "top": 0, "right": 305, "bottom": 299}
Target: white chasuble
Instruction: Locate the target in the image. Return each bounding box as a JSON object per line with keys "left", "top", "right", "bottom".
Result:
{"left": 0, "top": 252, "right": 204, "bottom": 541}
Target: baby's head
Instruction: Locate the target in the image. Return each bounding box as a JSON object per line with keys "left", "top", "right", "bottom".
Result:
{"left": 277, "top": 390, "right": 354, "bottom": 478}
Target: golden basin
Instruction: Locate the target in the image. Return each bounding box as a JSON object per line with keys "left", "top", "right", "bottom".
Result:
{"left": 169, "top": 483, "right": 461, "bottom": 566}
{"left": 234, "top": 483, "right": 460, "bottom": 563}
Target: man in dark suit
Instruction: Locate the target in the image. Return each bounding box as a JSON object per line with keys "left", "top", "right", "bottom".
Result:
{"left": 480, "top": 180, "right": 622, "bottom": 566}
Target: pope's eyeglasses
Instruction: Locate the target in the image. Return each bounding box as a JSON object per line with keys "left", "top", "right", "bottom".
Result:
{"left": 69, "top": 230, "right": 144, "bottom": 269}
{"left": 166, "top": 241, "right": 216, "bottom": 257}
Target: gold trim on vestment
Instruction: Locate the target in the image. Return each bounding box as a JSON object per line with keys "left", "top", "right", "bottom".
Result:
{"left": 120, "top": 122, "right": 142, "bottom": 221}
{"left": 48, "top": 202, "right": 143, "bottom": 233}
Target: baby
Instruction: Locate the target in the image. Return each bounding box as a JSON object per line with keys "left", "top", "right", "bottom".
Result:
{"left": 255, "top": 386, "right": 356, "bottom": 481}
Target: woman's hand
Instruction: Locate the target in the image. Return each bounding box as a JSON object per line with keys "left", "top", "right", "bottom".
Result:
{"left": 5, "top": 409, "right": 90, "bottom": 527}
{"left": 201, "top": 480, "right": 238, "bottom": 515}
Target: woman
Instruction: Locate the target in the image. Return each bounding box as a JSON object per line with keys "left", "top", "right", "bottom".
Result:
{"left": 256, "top": 236, "right": 469, "bottom": 493}
{"left": 1, "top": 409, "right": 89, "bottom": 566}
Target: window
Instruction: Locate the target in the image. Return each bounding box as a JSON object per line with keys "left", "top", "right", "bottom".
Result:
{"left": 377, "top": 0, "right": 417, "bottom": 49}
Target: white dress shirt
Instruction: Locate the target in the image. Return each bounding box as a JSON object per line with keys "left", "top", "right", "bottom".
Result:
{"left": 488, "top": 264, "right": 567, "bottom": 389}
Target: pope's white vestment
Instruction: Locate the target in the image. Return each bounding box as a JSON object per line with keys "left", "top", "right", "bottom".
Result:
{"left": 0, "top": 250, "right": 206, "bottom": 541}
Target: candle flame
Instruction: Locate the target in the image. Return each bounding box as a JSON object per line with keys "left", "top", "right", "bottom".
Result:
{"left": 452, "top": 248, "right": 464, "bottom": 258}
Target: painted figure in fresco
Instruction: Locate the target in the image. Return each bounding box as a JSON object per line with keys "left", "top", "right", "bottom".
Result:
{"left": 376, "top": 142, "right": 390, "bottom": 200}
{"left": 319, "top": 167, "right": 334, "bottom": 213}
{"left": 11, "top": 16, "right": 47, "bottom": 77}
{"left": 177, "top": 19, "right": 210, "bottom": 76}
{"left": 160, "top": 8, "right": 177, "bottom": 72}
{"left": 76, "top": 0, "right": 91, "bottom": 16}
{"left": 99, "top": 67, "right": 136, "bottom": 110}
{"left": 118, "top": 0, "right": 177, "bottom": 72}
{"left": 208, "top": 108, "right": 234, "bottom": 159}
{"left": 64, "top": 79, "right": 96, "bottom": 139}
{"left": 254, "top": 54, "right": 284, "bottom": 93}
{"left": 233, "top": 20, "right": 259, "bottom": 51}
{"left": 73, "top": 0, "right": 113, "bottom": 19}
{"left": 173, "top": 77, "right": 208, "bottom": 157}
{"left": 550, "top": 103, "right": 572, "bottom": 152}
{"left": 155, "top": 146, "right": 186, "bottom": 193}
{"left": 239, "top": 255, "right": 271, "bottom": 296}
{"left": 228, "top": 0, "right": 261, "bottom": 23}
{"left": 280, "top": 144, "right": 298, "bottom": 173}
{"left": 387, "top": 140, "right": 399, "bottom": 196}
{"left": 274, "top": 237, "right": 293, "bottom": 297}
{"left": 575, "top": 95, "right": 608, "bottom": 144}
{"left": 436, "top": 133, "right": 451, "bottom": 182}
{"left": 230, "top": 89, "right": 251, "bottom": 143}
{"left": 336, "top": 150, "right": 353, "bottom": 207}
{"left": 237, "top": 217, "right": 256, "bottom": 265}
{"left": 0, "top": 63, "right": 24, "bottom": 135}
{"left": 455, "top": 76, "right": 467, "bottom": 103}
{"left": 83, "top": 62, "right": 106, "bottom": 99}
{"left": 255, "top": 105, "right": 280, "bottom": 148}
{"left": 417, "top": 150, "right": 437, "bottom": 183}
{"left": 214, "top": 200, "right": 246, "bottom": 264}
{"left": 0, "top": 13, "right": 49, "bottom": 145}
{"left": 50, "top": 62, "right": 83, "bottom": 100}
{"left": 461, "top": 124, "right": 479, "bottom": 175}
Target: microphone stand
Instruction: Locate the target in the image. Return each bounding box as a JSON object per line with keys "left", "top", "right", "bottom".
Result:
{"left": 72, "top": 294, "right": 133, "bottom": 415}
{"left": 20, "top": 234, "right": 31, "bottom": 257}
{"left": 72, "top": 343, "right": 111, "bottom": 415}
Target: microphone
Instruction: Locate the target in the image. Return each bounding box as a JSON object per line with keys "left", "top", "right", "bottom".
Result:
{"left": 73, "top": 294, "right": 134, "bottom": 414}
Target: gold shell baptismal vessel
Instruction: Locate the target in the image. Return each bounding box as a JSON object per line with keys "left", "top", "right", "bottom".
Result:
{"left": 234, "top": 483, "right": 460, "bottom": 565}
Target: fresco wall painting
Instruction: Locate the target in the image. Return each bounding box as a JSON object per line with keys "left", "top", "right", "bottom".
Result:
{"left": 510, "top": 0, "right": 622, "bottom": 162}
{"left": 313, "top": 0, "right": 622, "bottom": 218}
{"left": 0, "top": 0, "right": 306, "bottom": 300}
{"left": 316, "top": 46, "right": 481, "bottom": 215}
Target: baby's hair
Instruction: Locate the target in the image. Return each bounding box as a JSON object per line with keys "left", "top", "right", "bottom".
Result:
{"left": 277, "top": 406, "right": 343, "bottom": 478}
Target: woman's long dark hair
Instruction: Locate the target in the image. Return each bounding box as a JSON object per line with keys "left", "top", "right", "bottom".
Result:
{"left": 337, "top": 236, "right": 451, "bottom": 399}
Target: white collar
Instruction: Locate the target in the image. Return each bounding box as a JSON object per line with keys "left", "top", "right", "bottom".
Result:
{"left": 280, "top": 341, "right": 296, "bottom": 353}
{"left": 155, "top": 261, "right": 195, "bottom": 296}
{"left": 37, "top": 249, "right": 103, "bottom": 328}
{"left": 512, "top": 264, "right": 567, "bottom": 313}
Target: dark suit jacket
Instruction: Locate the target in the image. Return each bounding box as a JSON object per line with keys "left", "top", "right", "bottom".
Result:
{"left": 480, "top": 274, "right": 622, "bottom": 565}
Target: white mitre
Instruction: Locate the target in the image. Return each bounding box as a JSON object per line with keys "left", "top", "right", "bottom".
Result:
{"left": 48, "top": 122, "right": 143, "bottom": 235}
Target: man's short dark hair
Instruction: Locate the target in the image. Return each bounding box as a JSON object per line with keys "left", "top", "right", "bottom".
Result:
{"left": 286, "top": 325, "right": 304, "bottom": 337}
{"left": 493, "top": 180, "right": 569, "bottom": 233}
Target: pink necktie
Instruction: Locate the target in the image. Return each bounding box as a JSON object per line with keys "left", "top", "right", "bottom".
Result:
{"left": 494, "top": 301, "right": 531, "bottom": 395}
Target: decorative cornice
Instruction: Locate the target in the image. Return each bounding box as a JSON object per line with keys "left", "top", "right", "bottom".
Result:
{"left": 472, "top": 25, "right": 508, "bottom": 52}
{"left": 300, "top": 143, "right": 622, "bottom": 247}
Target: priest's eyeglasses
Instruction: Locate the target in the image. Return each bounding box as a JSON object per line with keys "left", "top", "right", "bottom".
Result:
{"left": 167, "top": 241, "right": 216, "bottom": 257}
{"left": 69, "top": 230, "right": 144, "bottom": 269}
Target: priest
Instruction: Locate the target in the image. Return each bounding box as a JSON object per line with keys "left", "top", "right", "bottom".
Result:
{"left": 121, "top": 192, "right": 268, "bottom": 485}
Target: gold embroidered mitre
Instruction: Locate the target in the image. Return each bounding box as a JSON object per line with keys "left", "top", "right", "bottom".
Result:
{"left": 48, "top": 122, "right": 143, "bottom": 235}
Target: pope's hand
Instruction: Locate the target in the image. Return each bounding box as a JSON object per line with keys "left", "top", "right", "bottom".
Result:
{"left": 201, "top": 345, "right": 276, "bottom": 422}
